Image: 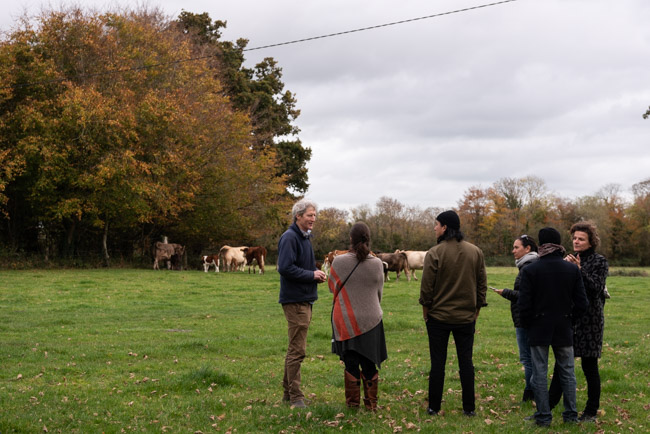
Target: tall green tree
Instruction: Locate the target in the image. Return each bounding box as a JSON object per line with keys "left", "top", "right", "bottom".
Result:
{"left": 176, "top": 11, "right": 311, "bottom": 194}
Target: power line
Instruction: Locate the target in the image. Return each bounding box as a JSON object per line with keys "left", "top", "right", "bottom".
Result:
{"left": 244, "top": 0, "right": 518, "bottom": 52}
{"left": 5, "top": 0, "right": 519, "bottom": 90}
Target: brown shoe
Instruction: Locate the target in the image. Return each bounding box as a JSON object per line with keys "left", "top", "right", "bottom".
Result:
{"left": 344, "top": 371, "right": 361, "bottom": 408}
{"left": 361, "top": 372, "right": 379, "bottom": 411}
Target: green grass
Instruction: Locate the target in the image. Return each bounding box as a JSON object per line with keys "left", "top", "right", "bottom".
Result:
{"left": 0, "top": 267, "right": 648, "bottom": 433}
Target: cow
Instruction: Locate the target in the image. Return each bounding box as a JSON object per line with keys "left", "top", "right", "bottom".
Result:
{"left": 395, "top": 250, "right": 427, "bottom": 281}
{"left": 218, "top": 245, "right": 248, "bottom": 272}
{"left": 153, "top": 242, "right": 185, "bottom": 270}
{"left": 375, "top": 251, "right": 410, "bottom": 282}
{"left": 322, "top": 249, "right": 350, "bottom": 275}
{"left": 202, "top": 254, "right": 219, "bottom": 273}
{"left": 243, "top": 246, "right": 267, "bottom": 274}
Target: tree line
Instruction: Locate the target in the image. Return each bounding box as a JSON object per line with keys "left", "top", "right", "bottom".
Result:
{"left": 0, "top": 7, "right": 310, "bottom": 266}
{"left": 1, "top": 8, "right": 648, "bottom": 268}
{"left": 310, "top": 176, "right": 650, "bottom": 266}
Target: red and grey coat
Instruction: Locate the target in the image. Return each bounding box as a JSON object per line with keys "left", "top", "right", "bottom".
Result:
{"left": 328, "top": 253, "right": 384, "bottom": 341}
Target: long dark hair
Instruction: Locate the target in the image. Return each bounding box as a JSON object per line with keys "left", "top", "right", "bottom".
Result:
{"left": 438, "top": 228, "right": 464, "bottom": 243}
{"left": 349, "top": 222, "right": 371, "bottom": 262}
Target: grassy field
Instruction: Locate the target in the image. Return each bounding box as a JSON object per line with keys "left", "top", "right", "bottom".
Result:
{"left": 0, "top": 267, "right": 648, "bottom": 433}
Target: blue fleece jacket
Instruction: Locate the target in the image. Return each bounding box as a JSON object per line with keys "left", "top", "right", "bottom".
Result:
{"left": 277, "top": 222, "right": 319, "bottom": 304}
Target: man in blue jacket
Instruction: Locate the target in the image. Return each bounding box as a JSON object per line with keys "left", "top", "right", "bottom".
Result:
{"left": 518, "top": 227, "right": 588, "bottom": 427}
{"left": 277, "top": 199, "right": 327, "bottom": 408}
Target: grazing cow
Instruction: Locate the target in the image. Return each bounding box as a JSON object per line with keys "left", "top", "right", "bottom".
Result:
{"left": 218, "top": 245, "right": 248, "bottom": 272}
{"left": 202, "top": 254, "right": 219, "bottom": 272}
{"left": 375, "top": 251, "right": 410, "bottom": 282}
{"left": 153, "top": 242, "right": 185, "bottom": 270}
{"left": 395, "top": 250, "right": 427, "bottom": 281}
{"left": 322, "top": 249, "right": 350, "bottom": 275}
{"left": 243, "top": 246, "right": 267, "bottom": 274}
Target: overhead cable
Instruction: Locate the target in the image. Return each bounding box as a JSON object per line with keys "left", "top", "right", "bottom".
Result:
{"left": 5, "top": 0, "right": 519, "bottom": 90}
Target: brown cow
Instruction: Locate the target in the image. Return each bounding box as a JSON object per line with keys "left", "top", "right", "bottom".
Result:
{"left": 153, "top": 242, "right": 185, "bottom": 270}
{"left": 322, "top": 249, "right": 350, "bottom": 275}
{"left": 243, "top": 246, "right": 267, "bottom": 274}
{"left": 375, "top": 252, "right": 410, "bottom": 282}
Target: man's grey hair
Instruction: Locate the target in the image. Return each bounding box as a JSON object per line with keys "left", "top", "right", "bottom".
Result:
{"left": 292, "top": 198, "right": 318, "bottom": 221}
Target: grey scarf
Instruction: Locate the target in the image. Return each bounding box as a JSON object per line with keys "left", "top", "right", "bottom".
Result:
{"left": 516, "top": 251, "right": 539, "bottom": 268}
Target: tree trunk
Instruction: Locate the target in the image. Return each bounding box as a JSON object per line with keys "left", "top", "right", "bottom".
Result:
{"left": 102, "top": 220, "right": 110, "bottom": 267}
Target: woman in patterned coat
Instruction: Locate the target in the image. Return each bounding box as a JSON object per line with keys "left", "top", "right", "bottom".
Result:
{"left": 549, "top": 221, "right": 609, "bottom": 422}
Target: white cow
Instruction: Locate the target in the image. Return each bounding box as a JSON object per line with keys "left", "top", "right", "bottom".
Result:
{"left": 395, "top": 250, "right": 427, "bottom": 281}
{"left": 218, "top": 245, "right": 248, "bottom": 272}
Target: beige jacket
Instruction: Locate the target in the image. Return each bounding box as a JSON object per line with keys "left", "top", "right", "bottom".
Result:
{"left": 419, "top": 239, "right": 487, "bottom": 324}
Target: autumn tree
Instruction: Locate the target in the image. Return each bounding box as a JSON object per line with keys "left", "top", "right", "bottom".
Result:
{"left": 629, "top": 178, "right": 650, "bottom": 264}
{"left": 0, "top": 7, "right": 289, "bottom": 263}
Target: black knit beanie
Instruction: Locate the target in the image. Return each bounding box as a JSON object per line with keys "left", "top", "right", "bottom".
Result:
{"left": 538, "top": 227, "right": 561, "bottom": 245}
{"left": 436, "top": 210, "right": 461, "bottom": 230}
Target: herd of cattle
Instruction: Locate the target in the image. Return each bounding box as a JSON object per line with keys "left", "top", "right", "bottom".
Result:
{"left": 322, "top": 249, "right": 425, "bottom": 282}
{"left": 153, "top": 241, "right": 424, "bottom": 282}
{"left": 152, "top": 242, "right": 267, "bottom": 274}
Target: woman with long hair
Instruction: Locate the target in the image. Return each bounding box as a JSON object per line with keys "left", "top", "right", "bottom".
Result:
{"left": 328, "top": 222, "right": 387, "bottom": 410}
{"left": 494, "top": 234, "right": 539, "bottom": 403}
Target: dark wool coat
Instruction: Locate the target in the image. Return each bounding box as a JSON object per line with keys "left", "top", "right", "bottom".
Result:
{"left": 518, "top": 251, "right": 589, "bottom": 347}
{"left": 573, "top": 248, "right": 609, "bottom": 358}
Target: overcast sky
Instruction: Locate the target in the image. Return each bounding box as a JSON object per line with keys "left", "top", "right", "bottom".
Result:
{"left": 3, "top": 0, "right": 649, "bottom": 211}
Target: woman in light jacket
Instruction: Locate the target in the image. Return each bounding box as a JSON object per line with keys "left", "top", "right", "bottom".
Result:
{"left": 494, "top": 234, "right": 539, "bottom": 403}
{"left": 328, "top": 222, "right": 387, "bottom": 410}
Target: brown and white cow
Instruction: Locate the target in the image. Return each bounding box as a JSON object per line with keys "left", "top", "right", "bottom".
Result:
{"left": 375, "top": 251, "right": 410, "bottom": 282}
{"left": 322, "top": 249, "right": 350, "bottom": 275}
{"left": 153, "top": 242, "right": 185, "bottom": 270}
{"left": 243, "top": 246, "right": 267, "bottom": 274}
{"left": 218, "top": 245, "right": 248, "bottom": 272}
{"left": 202, "top": 254, "right": 219, "bottom": 272}
{"left": 395, "top": 250, "right": 427, "bottom": 281}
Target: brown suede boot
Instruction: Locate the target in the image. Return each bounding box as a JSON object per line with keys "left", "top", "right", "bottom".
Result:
{"left": 361, "top": 372, "right": 378, "bottom": 411}
{"left": 344, "top": 371, "right": 361, "bottom": 408}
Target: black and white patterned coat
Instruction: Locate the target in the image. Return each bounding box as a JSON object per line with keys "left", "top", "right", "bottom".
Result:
{"left": 573, "top": 248, "right": 609, "bottom": 358}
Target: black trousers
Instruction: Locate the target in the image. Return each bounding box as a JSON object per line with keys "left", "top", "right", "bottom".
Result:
{"left": 549, "top": 356, "right": 600, "bottom": 415}
{"left": 343, "top": 350, "right": 377, "bottom": 380}
{"left": 426, "top": 319, "right": 476, "bottom": 412}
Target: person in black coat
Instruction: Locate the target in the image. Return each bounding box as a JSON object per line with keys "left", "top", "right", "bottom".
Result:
{"left": 518, "top": 227, "right": 589, "bottom": 427}
{"left": 548, "top": 221, "right": 609, "bottom": 422}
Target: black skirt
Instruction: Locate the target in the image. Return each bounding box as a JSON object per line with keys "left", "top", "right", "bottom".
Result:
{"left": 332, "top": 320, "right": 388, "bottom": 368}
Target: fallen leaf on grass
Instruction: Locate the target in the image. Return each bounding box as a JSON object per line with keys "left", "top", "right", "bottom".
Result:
{"left": 17, "top": 374, "right": 23, "bottom": 380}
{"left": 335, "top": 413, "right": 345, "bottom": 419}
{"left": 485, "top": 418, "right": 493, "bottom": 425}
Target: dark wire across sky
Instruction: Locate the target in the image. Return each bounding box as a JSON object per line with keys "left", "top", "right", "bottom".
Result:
{"left": 6, "top": 0, "right": 519, "bottom": 90}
